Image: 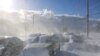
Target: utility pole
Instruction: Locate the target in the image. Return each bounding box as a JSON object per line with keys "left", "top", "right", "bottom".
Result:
{"left": 86, "top": 0, "right": 90, "bottom": 38}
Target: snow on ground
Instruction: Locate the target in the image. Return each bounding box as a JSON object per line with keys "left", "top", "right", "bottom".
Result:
{"left": 17, "top": 33, "right": 100, "bottom": 56}
{"left": 0, "top": 33, "right": 100, "bottom": 56}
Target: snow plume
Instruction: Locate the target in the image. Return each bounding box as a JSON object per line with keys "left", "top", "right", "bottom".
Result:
{"left": 0, "top": 9, "right": 86, "bottom": 36}
{"left": 0, "top": 10, "right": 34, "bottom": 36}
